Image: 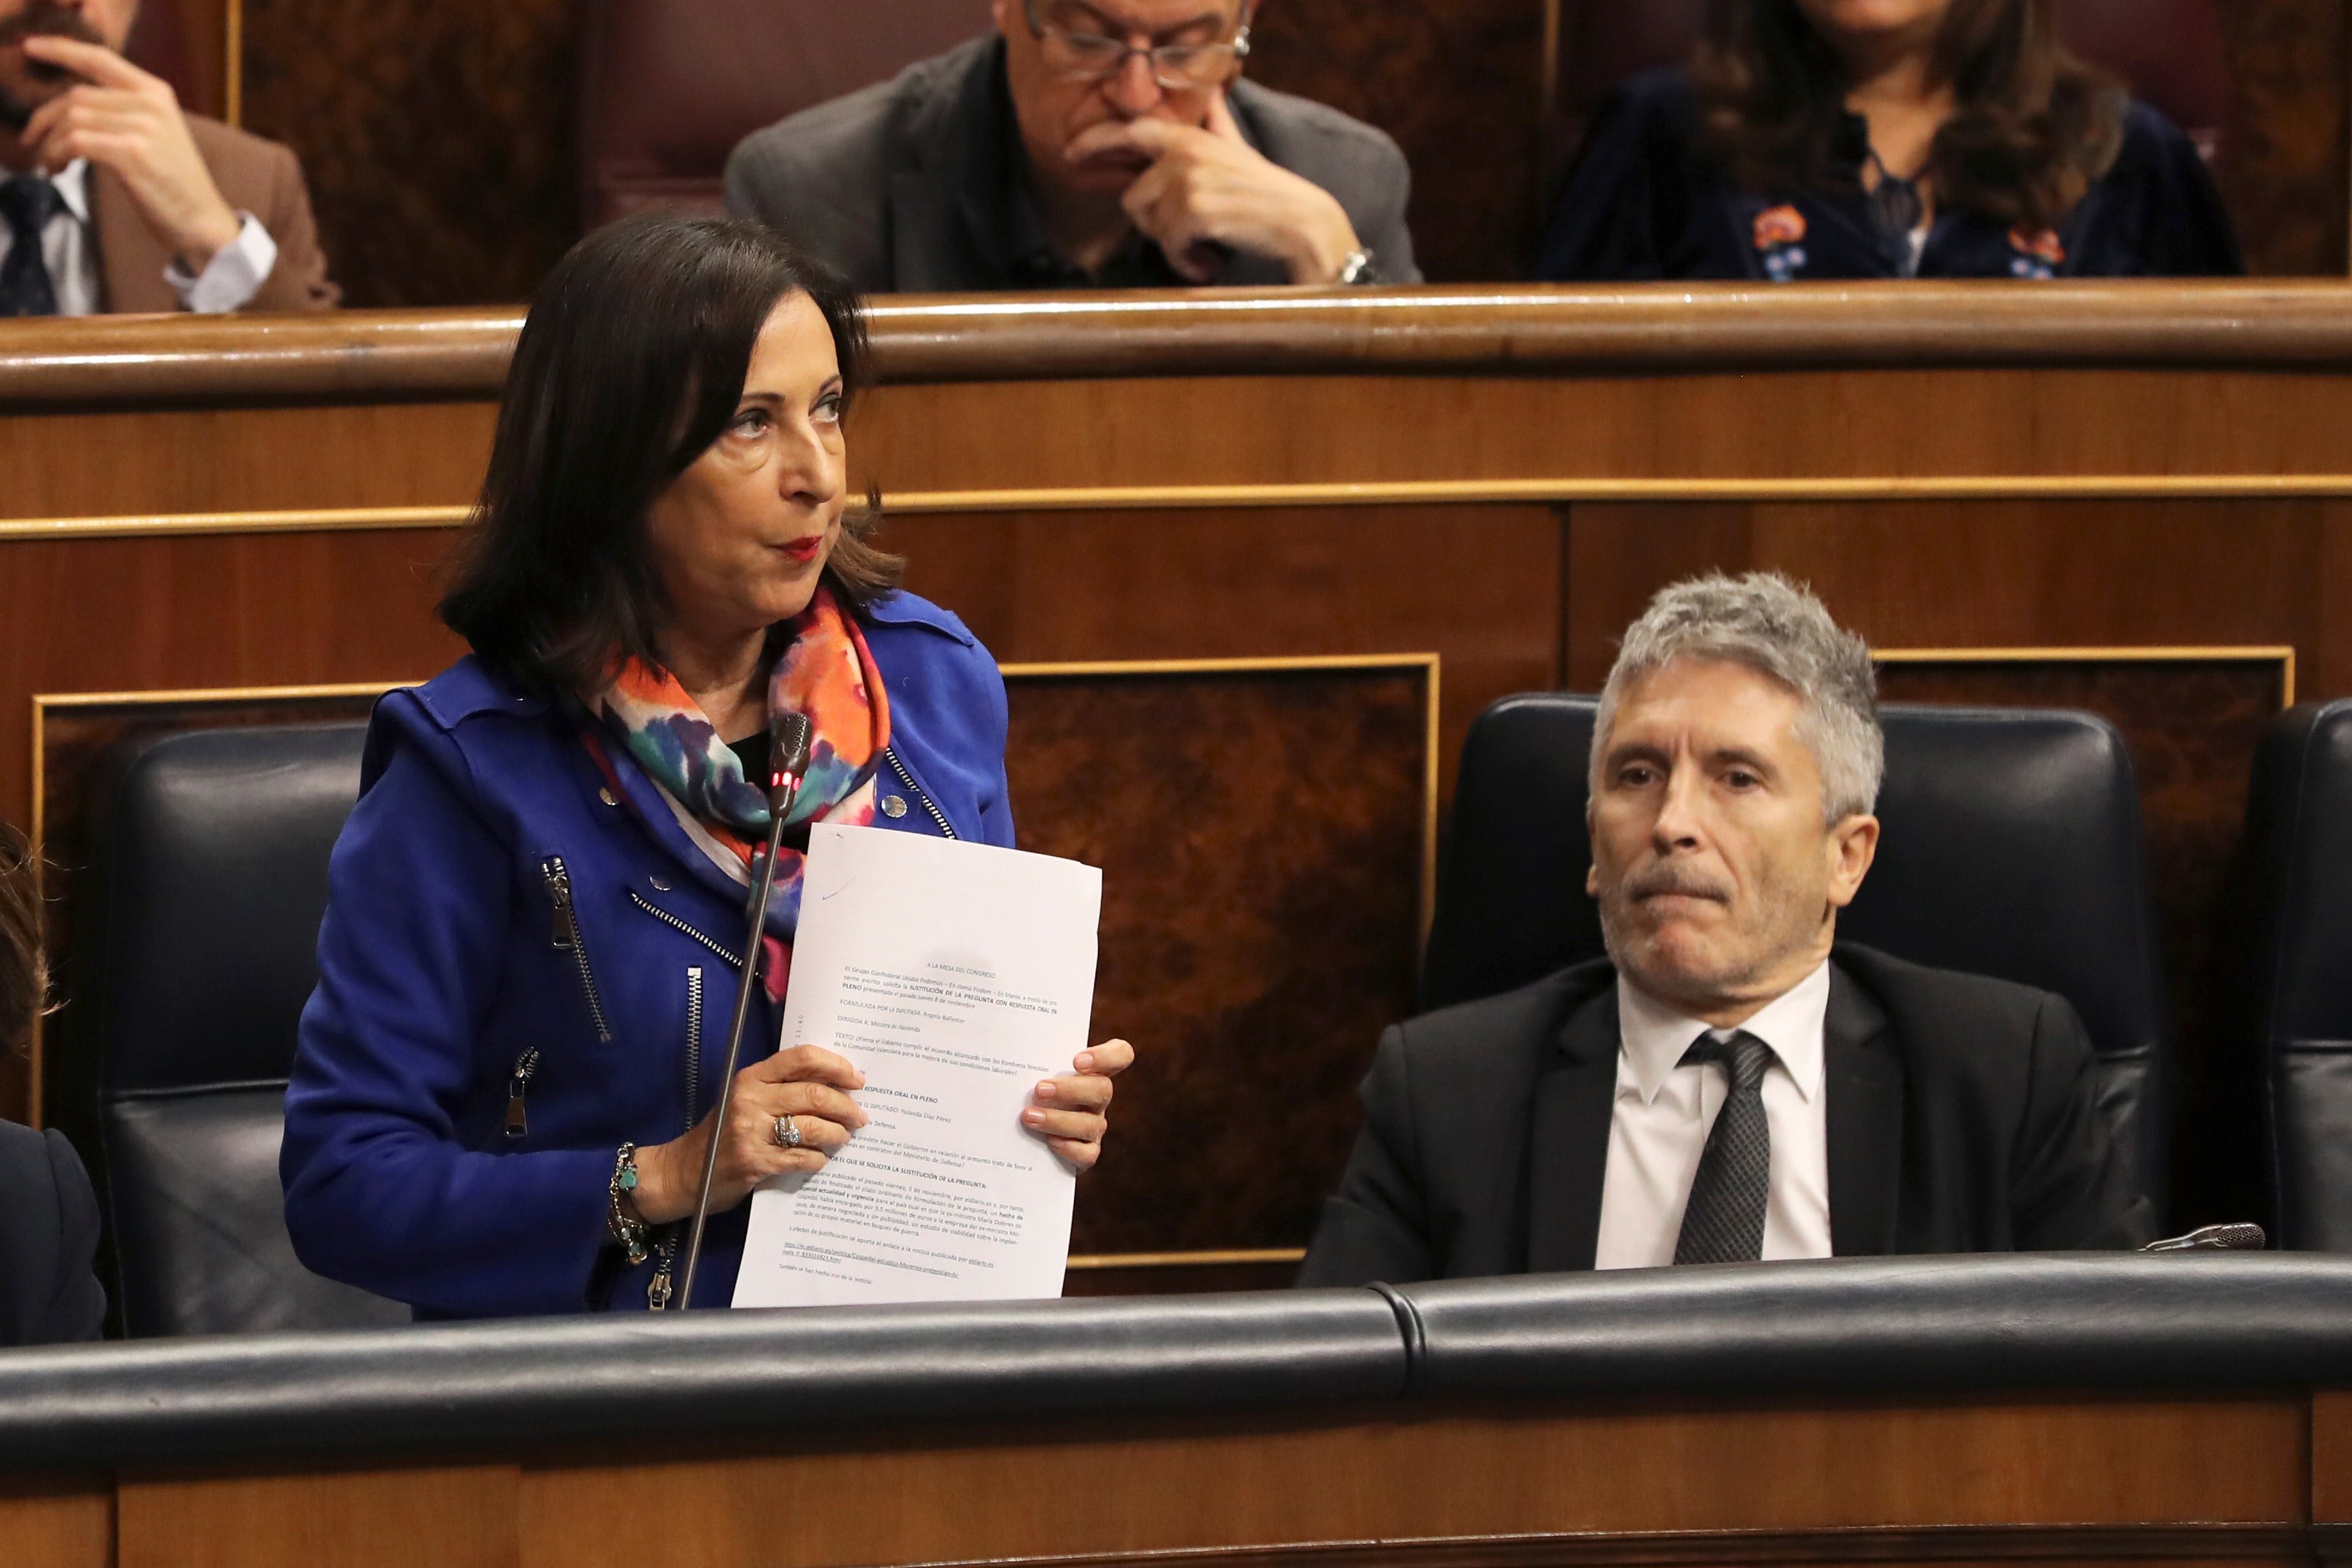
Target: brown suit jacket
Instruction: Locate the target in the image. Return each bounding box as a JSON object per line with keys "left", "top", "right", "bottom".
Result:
{"left": 92, "top": 114, "right": 338, "bottom": 313}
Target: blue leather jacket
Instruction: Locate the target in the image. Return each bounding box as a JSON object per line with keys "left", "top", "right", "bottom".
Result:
{"left": 281, "top": 592, "right": 1012, "bottom": 1318}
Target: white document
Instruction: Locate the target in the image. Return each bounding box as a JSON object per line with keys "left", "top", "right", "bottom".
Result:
{"left": 732, "top": 823, "right": 1103, "bottom": 1309}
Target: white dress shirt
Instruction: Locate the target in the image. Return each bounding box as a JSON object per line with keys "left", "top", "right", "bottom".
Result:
{"left": 1594, "top": 959, "right": 1834, "bottom": 1269}
{"left": 0, "top": 160, "right": 278, "bottom": 315}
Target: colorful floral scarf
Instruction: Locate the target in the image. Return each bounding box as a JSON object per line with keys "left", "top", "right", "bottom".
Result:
{"left": 591, "top": 585, "right": 891, "bottom": 994}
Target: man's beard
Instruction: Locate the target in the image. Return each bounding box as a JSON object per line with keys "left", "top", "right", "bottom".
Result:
{"left": 0, "top": 5, "right": 108, "bottom": 132}
{"left": 1595, "top": 856, "right": 1822, "bottom": 1008}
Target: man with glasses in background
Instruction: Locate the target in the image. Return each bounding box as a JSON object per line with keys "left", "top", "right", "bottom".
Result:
{"left": 725, "top": 0, "right": 1418, "bottom": 290}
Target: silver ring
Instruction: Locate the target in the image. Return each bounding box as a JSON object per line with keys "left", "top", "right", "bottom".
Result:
{"left": 772, "top": 1114, "right": 803, "bottom": 1150}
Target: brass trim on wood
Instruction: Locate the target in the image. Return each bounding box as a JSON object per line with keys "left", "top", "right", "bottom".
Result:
{"left": 1064, "top": 1250, "right": 1306, "bottom": 1271}
{"left": 11, "top": 479, "right": 2352, "bottom": 544}
{"left": 0, "top": 505, "right": 468, "bottom": 542}
{"left": 896, "top": 1522, "right": 2320, "bottom": 1568}
{"left": 880, "top": 476, "right": 2352, "bottom": 513}
{"left": 1875, "top": 644, "right": 2299, "bottom": 707}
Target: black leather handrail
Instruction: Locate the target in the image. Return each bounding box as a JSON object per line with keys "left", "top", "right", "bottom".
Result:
{"left": 0, "top": 1290, "right": 1405, "bottom": 1469}
{"left": 1391, "top": 1254, "right": 2352, "bottom": 1396}
{"left": 5, "top": 1256, "right": 2352, "bottom": 1469}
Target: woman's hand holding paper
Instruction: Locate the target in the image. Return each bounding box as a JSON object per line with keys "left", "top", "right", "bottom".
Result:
{"left": 1024, "top": 1038, "right": 1135, "bottom": 1172}
{"left": 630, "top": 1045, "right": 870, "bottom": 1224}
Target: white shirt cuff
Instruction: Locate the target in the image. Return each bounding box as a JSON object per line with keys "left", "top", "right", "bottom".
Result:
{"left": 163, "top": 212, "right": 279, "bottom": 313}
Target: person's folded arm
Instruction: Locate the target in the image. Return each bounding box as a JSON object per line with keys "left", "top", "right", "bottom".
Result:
{"left": 281, "top": 731, "right": 611, "bottom": 1318}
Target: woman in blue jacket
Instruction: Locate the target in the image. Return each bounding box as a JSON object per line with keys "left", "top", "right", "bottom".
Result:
{"left": 281, "top": 213, "right": 1133, "bottom": 1318}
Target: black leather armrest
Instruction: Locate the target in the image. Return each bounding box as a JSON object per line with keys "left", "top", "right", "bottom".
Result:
{"left": 0, "top": 1288, "right": 1406, "bottom": 1469}
{"left": 1390, "top": 1254, "right": 2352, "bottom": 1397}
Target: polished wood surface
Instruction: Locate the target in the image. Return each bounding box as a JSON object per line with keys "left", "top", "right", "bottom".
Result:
{"left": 2, "top": 1389, "right": 2336, "bottom": 1568}
{"left": 1007, "top": 660, "right": 1433, "bottom": 1255}
{"left": 2316, "top": 1389, "right": 2352, "bottom": 1532}
{"left": 12, "top": 285, "right": 2352, "bottom": 413}
{"left": 4, "top": 292, "right": 2349, "bottom": 1228}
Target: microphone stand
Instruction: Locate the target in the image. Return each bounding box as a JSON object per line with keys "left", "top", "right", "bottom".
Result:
{"left": 677, "top": 720, "right": 810, "bottom": 1309}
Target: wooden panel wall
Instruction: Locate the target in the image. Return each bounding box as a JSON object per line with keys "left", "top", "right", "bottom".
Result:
{"left": 1247, "top": 0, "right": 1546, "bottom": 284}
{"left": 2221, "top": 0, "right": 2352, "bottom": 275}
{"left": 238, "top": 0, "right": 585, "bottom": 307}
{"left": 211, "top": 0, "right": 2351, "bottom": 302}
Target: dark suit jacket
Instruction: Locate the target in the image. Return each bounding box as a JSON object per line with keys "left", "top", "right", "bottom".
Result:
{"left": 0, "top": 1120, "right": 105, "bottom": 1345}
{"left": 724, "top": 36, "right": 1420, "bottom": 292}
{"left": 1297, "top": 944, "right": 2155, "bottom": 1286}
{"left": 94, "top": 114, "right": 339, "bottom": 313}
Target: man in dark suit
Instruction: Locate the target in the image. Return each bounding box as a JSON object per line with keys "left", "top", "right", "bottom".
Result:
{"left": 726, "top": 0, "right": 1418, "bottom": 291}
{"left": 1300, "top": 573, "right": 2152, "bottom": 1286}
{"left": 0, "top": 0, "right": 338, "bottom": 315}
{"left": 0, "top": 820, "right": 104, "bottom": 1344}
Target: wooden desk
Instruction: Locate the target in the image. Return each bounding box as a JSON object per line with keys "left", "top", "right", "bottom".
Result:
{"left": 7, "top": 1388, "right": 2341, "bottom": 1568}
{"left": 7, "top": 1257, "right": 2352, "bottom": 1568}
{"left": 4, "top": 283, "right": 2348, "bottom": 1248}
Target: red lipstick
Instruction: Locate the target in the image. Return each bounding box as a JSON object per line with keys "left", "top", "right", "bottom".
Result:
{"left": 777, "top": 535, "right": 824, "bottom": 564}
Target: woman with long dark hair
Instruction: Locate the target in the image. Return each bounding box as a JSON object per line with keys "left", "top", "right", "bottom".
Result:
{"left": 1536, "top": 0, "right": 2240, "bottom": 281}
{"left": 281, "top": 213, "right": 1132, "bottom": 1317}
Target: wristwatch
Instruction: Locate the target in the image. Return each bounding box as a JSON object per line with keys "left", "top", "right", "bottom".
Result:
{"left": 1335, "top": 248, "right": 1381, "bottom": 286}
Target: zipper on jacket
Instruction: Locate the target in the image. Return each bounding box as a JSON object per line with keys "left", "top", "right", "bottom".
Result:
{"left": 647, "top": 963, "right": 705, "bottom": 1312}
{"left": 883, "top": 746, "right": 957, "bottom": 840}
{"left": 503, "top": 1046, "right": 540, "bottom": 1140}
{"left": 542, "top": 856, "right": 614, "bottom": 1042}
{"left": 627, "top": 889, "right": 742, "bottom": 969}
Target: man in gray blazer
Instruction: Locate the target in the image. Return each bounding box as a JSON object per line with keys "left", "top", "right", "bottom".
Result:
{"left": 726, "top": 0, "right": 1419, "bottom": 292}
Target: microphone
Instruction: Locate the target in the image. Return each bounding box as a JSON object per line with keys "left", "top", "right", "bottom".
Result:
{"left": 2141, "top": 1222, "right": 2267, "bottom": 1252}
{"left": 766, "top": 712, "right": 814, "bottom": 813}
{"left": 676, "top": 708, "right": 817, "bottom": 1309}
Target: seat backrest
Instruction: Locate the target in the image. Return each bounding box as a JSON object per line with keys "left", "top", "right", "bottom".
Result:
{"left": 1548, "top": 0, "right": 2229, "bottom": 193}
{"left": 1422, "top": 693, "right": 2171, "bottom": 1211}
{"left": 72, "top": 723, "right": 407, "bottom": 1336}
{"left": 2239, "top": 700, "right": 2352, "bottom": 1251}
{"left": 579, "top": 0, "right": 990, "bottom": 230}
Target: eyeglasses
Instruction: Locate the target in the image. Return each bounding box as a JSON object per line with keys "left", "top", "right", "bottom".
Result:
{"left": 1022, "top": 0, "right": 1252, "bottom": 91}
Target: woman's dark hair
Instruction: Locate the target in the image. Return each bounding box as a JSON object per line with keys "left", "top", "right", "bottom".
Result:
{"left": 439, "top": 213, "right": 903, "bottom": 691}
{"left": 1692, "top": 0, "right": 2128, "bottom": 231}
{"left": 0, "top": 823, "right": 46, "bottom": 1059}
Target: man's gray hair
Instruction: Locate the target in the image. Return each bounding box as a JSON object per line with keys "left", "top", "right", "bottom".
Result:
{"left": 1591, "top": 572, "right": 1883, "bottom": 823}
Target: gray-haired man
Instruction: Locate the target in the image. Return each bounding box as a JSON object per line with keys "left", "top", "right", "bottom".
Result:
{"left": 1299, "top": 573, "right": 2151, "bottom": 1285}
{"left": 725, "top": 0, "right": 1418, "bottom": 293}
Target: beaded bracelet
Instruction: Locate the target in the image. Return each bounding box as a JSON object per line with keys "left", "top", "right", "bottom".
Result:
{"left": 608, "top": 1143, "right": 650, "bottom": 1266}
